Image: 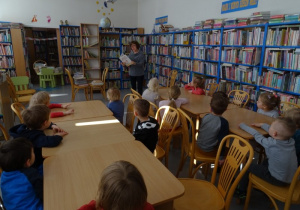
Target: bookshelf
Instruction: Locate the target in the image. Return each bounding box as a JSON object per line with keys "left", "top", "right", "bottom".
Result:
{"left": 80, "top": 23, "right": 101, "bottom": 82}
{"left": 33, "top": 30, "right": 47, "bottom": 61}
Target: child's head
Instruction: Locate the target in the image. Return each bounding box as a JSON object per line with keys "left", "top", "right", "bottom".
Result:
{"left": 147, "top": 77, "right": 159, "bottom": 92}
{"left": 168, "top": 86, "right": 181, "bottom": 108}
{"left": 96, "top": 160, "right": 147, "bottom": 210}
{"left": 284, "top": 108, "right": 300, "bottom": 129}
{"left": 269, "top": 117, "right": 296, "bottom": 140}
{"left": 0, "top": 137, "right": 34, "bottom": 171}
{"left": 258, "top": 92, "right": 281, "bottom": 111}
{"left": 134, "top": 99, "right": 150, "bottom": 118}
{"left": 29, "top": 91, "right": 50, "bottom": 107}
{"left": 107, "top": 87, "right": 121, "bottom": 102}
{"left": 22, "top": 104, "right": 51, "bottom": 130}
{"left": 192, "top": 76, "right": 205, "bottom": 89}
{"left": 210, "top": 91, "right": 229, "bottom": 115}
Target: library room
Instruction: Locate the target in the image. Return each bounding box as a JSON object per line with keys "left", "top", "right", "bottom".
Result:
{"left": 0, "top": 0, "right": 300, "bottom": 210}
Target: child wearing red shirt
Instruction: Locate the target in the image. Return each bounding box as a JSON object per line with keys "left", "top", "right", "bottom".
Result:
{"left": 184, "top": 76, "right": 205, "bottom": 95}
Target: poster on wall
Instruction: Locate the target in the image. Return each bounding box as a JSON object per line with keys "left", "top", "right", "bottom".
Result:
{"left": 221, "top": 0, "right": 259, "bottom": 14}
{"left": 155, "top": 16, "right": 168, "bottom": 25}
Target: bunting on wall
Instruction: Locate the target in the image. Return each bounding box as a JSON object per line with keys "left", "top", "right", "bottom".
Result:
{"left": 25, "top": 37, "right": 57, "bottom": 41}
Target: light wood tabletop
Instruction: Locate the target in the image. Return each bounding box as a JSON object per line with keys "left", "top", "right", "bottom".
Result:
{"left": 223, "top": 108, "right": 275, "bottom": 140}
{"left": 42, "top": 115, "right": 134, "bottom": 157}
{"left": 158, "top": 87, "right": 238, "bottom": 115}
{"left": 50, "top": 100, "right": 113, "bottom": 123}
{"left": 43, "top": 141, "right": 185, "bottom": 210}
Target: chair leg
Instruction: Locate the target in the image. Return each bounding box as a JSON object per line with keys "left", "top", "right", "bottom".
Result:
{"left": 244, "top": 178, "right": 253, "bottom": 210}
{"left": 176, "top": 154, "right": 187, "bottom": 177}
{"left": 84, "top": 88, "right": 89, "bottom": 101}
{"left": 90, "top": 87, "right": 93, "bottom": 100}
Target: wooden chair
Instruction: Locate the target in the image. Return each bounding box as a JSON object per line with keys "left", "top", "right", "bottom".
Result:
{"left": 228, "top": 90, "right": 250, "bottom": 108}
{"left": 167, "top": 70, "right": 177, "bottom": 88}
{"left": 0, "top": 124, "right": 9, "bottom": 141}
{"left": 176, "top": 108, "right": 216, "bottom": 178}
{"left": 123, "top": 94, "right": 140, "bottom": 133}
{"left": 154, "top": 106, "right": 179, "bottom": 168}
{"left": 7, "top": 77, "right": 32, "bottom": 104}
{"left": 40, "top": 67, "right": 56, "bottom": 88}
{"left": 148, "top": 101, "right": 158, "bottom": 118}
{"left": 280, "top": 101, "right": 300, "bottom": 116}
{"left": 6, "top": 74, "right": 35, "bottom": 96}
{"left": 174, "top": 135, "right": 254, "bottom": 210}
{"left": 90, "top": 67, "right": 108, "bottom": 100}
{"left": 11, "top": 102, "right": 25, "bottom": 123}
{"left": 33, "top": 60, "right": 47, "bottom": 73}
{"left": 65, "top": 68, "right": 89, "bottom": 102}
{"left": 130, "top": 88, "right": 142, "bottom": 98}
{"left": 244, "top": 166, "right": 300, "bottom": 210}
{"left": 205, "top": 83, "right": 219, "bottom": 96}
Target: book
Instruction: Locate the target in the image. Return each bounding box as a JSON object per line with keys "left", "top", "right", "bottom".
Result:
{"left": 119, "top": 53, "right": 132, "bottom": 66}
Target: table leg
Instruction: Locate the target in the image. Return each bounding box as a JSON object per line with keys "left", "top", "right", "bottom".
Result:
{"left": 154, "top": 201, "right": 173, "bottom": 210}
{"left": 90, "top": 86, "right": 93, "bottom": 100}
{"left": 61, "top": 74, "right": 64, "bottom": 86}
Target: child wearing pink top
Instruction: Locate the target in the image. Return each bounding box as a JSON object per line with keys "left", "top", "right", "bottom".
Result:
{"left": 184, "top": 76, "right": 205, "bottom": 95}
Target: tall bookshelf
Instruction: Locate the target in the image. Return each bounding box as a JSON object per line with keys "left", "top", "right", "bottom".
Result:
{"left": 80, "top": 23, "right": 101, "bottom": 82}
{"left": 0, "top": 28, "right": 15, "bottom": 75}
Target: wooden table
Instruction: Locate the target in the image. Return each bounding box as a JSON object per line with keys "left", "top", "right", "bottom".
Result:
{"left": 43, "top": 115, "right": 134, "bottom": 157}
{"left": 44, "top": 141, "right": 184, "bottom": 210}
{"left": 223, "top": 108, "right": 275, "bottom": 139}
{"left": 50, "top": 100, "right": 113, "bottom": 123}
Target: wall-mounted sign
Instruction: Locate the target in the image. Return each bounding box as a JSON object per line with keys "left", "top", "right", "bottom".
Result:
{"left": 155, "top": 16, "right": 168, "bottom": 25}
{"left": 221, "top": 0, "right": 259, "bottom": 14}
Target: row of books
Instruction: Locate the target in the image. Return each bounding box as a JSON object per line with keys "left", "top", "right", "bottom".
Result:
{"left": 177, "top": 71, "right": 190, "bottom": 83}
{"left": 60, "top": 27, "right": 80, "bottom": 36}
{"left": 194, "top": 31, "right": 220, "bottom": 45}
{"left": 0, "top": 30, "right": 11, "bottom": 42}
{"left": 101, "top": 49, "right": 119, "bottom": 58}
{"left": 149, "top": 46, "right": 172, "bottom": 55}
{"left": 221, "top": 48, "right": 261, "bottom": 66}
{"left": 64, "top": 67, "right": 82, "bottom": 74}
{"left": 148, "top": 55, "right": 172, "bottom": 66}
{"left": 159, "top": 76, "right": 169, "bottom": 86}
{"left": 61, "top": 37, "right": 80, "bottom": 46}
{"left": 148, "top": 34, "right": 173, "bottom": 45}
{"left": 0, "top": 44, "right": 13, "bottom": 55}
{"left": 172, "top": 46, "right": 192, "bottom": 57}
{"left": 219, "top": 81, "right": 257, "bottom": 101}
{"left": 121, "top": 36, "right": 147, "bottom": 45}
{"left": 277, "top": 92, "right": 300, "bottom": 104}
{"left": 62, "top": 47, "right": 81, "bottom": 56}
{"left": 220, "top": 65, "right": 258, "bottom": 84}
{"left": 193, "top": 61, "right": 218, "bottom": 76}
{"left": 121, "top": 81, "right": 130, "bottom": 88}
{"left": 101, "top": 60, "right": 120, "bottom": 68}
{"left": 83, "top": 50, "right": 98, "bottom": 59}
{"left": 100, "top": 37, "right": 120, "bottom": 47}
{"left": 63, "top": 57, "right": 82, "bottom": 65}
{"left": 173, "top": 58, "right": 192, "bottom": 71}
{"left": 174, "top": 33, "right": 191, "bottom": 45}
{"left": 223, "top": 28, "right": 264, "bottom": 46}
{"left": 34, "top": 45, "right": 47, "bottom": 53}
{"left": 194, "top": 47, "right": 219, "bottom": 61}
{"left": 108, "top": 70, "right": 121, "bottom": 79}
{"left": 158, "top": 66, "right": 171, "bottom": 76}
{"left": 266, "top": 27, "right": 300, "bottom": 46}
{"left": 264, "top": 48, "right": 300, "bottom": 70}
{"left": 0, "top": 57, "right": 14, "bottom": 68}
{"left": 82, "top": 27, "right": 90, "bottom": 36}
{"left": 123, "top": 72, "right": 130, "bottom": 79}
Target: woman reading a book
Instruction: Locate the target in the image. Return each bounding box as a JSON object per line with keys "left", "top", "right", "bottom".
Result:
{"left": 122, "top": 41, "right": 145, "bottom": 95}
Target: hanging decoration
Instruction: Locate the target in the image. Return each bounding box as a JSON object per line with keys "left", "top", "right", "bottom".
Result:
{"left": 96, "top": 0, "right": 116, "bottom": 16}
{"left": 47, "top": 16, "right": 51, "bottom": 23}
{"left": 31, "top": 15, "right": 37, "bottom": 22}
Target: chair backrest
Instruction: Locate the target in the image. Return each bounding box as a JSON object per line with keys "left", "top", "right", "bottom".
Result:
{"left": 65, "top": 68, "right": 75, "bottom": 89}
{"left": 40, "top": 68, "right": 54, "bottom": 81}
{"left": 155, "top": 106, "right": 179, "bottom": 149}
{"left": 286, "top": 166, "right": 300, "bottom": 209}
{"left": 228, "top": 90, "right": 250, "bottom": 108}
{"left": 6, "top": 74, "right": 18, "bottom": 103}
{"left": 148, "top": 101, "right": 158, "bottom": 118}
{"left": 167, "top": 70, "right": 178, "bottom": 88}
{"left": 205, "top": 83, "right": 219, "bottom": 96}
{"left": 0, "top": 124, "right": 9, "bottom": 141}
{"left": 123, "top": 94, "right": 140, "bottom": 133}
{"left": 281, "top": 101, "right": 300, "bottom": 116}
{"left": 102, "top": 67, "right": 109, "bottom": 86}
{"left": 130, "top": 88, "right": 142, "bottom": 98}
{"left": 10, "top": 76, "right": 30, "bottom": 91}
{"left": 210, "top": 135, "right": 254, "bottom": 210}
{"left": 11, "top": 102, "right": 26, "bottom": 123}
{"left": 33, "top": 60, "right": 47, "bottom": 69}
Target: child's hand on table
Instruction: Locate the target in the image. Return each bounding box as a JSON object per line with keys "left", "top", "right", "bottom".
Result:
{"left": 54, "top": 131, "right": 68, "bottom": 137}
{"left": 52, "top": 124, "right": 66, "bottom": 133}
{"left": 251, "top": 123, "right": 263, "bottom": 128}
{"left": 62, "top": 103, "right": 71, "bottom": 109}
{"left": 64, "top": 109, "right": 74, "bottom": 116}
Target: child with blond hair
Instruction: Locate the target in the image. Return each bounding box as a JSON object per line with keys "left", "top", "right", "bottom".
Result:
{"left": 78, "top": 160, "right": 154, "bottom": 210}
{"left": 159, "top": 86, "right": 188, "bottom": 109}
{"left": 107, "top": 87, "right": 124, "bottom": 124}
{"left": 257, "top": 92, "right": 281, "bottom": 118}
{"left": 142, "top": 77, "right": 160, "bottom": 106}
{"left": 184, "top": 76, "right": 205, "bottom": 95}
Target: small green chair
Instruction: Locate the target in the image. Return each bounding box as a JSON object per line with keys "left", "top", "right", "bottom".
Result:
{"left": 40, "top": 68, "right": 56, "bottom": 88}
{"left": 9, "top": 75, "right": 36, "bottom": 95}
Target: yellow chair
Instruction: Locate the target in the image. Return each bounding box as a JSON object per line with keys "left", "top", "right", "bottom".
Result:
{"left": 244, "top": 166, "right": 300, "bottom": 210}
{"left": 148, "top": 101, "right": 158, "bottom": 118}
{"left": 11, "top": 102, "right": 25, "bottom": 123}
{"left": 154, "top": 106, "right": 179, "bottom": 168}
{"left": 205, "top": 83, "right": 219, "bottom": 96}
{"left": 280, "top": 101, "right": 300, "bottom": 116}
{"left": 130, "top": 88, "right": 142, "bottom": 98}
{"left": 0, "top": 124, "right": 9, "bottom": 141}
{"left": 228, "top": 90, "right": 250, "bottom": 108}
{"left": 7, "top": 77, "right": 32, "bottom": 104}
{"left": 65, "top": 68, "right": 89, "bottom": 102}
{"left": 90, "top": 67, "right": 108, "bottom": 100}
{"left": 6, "top": 74, "right": 35, "bottom": 96}
{"left": 123, "top": 94, "right": 140, "bottom": 133}
{"left": 167, "top": 70, "right": 178, "bottom": 88}
{"left": 176, "top": 108, "right": 216, "bottom": 178}
{"left": 174, "top": 135, "right": 254, "bottom": 210}
{"left": 40, "top": 67, "right": 56, "bottom": 88}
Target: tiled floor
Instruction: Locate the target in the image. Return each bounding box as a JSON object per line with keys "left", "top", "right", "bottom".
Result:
{"left": 30, "top": 84, "right": 300, "bottom": 210}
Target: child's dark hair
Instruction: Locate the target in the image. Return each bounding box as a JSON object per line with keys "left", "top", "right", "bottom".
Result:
{"left": 259, "top": 92, "right": 281, "bottom": 111}
{"left": 210, "top": 91, "right": 229, "bottom": 115}
{"left": 193, "top": 76, "right": 205, "bottom": 89}
{"left": 130, "top": 41, "right": 140, "bottom": 50}
{"left": 22, "top": 104, "right": 50, "bottom": 129}
{"left": 0, "top": 138, "right": 33, "bottom": 171}
{"left": 96, "top": 160, "right": 147, "bottom": 210}
{"left": 134, "top": 99, "right": 150, "bottom": 118}
{"left": 168, "top": 86, "right": 181, "bottom": 108}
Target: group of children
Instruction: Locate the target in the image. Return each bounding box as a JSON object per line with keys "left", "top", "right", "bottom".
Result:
{"left": 1, "top": 75, "right": 300, "bottom": 209}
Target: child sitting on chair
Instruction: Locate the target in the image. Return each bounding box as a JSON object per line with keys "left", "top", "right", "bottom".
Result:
{"left": 29, "top": 91, "right": 74, "bottom": 118}
{"left": 184, "top": 76, "right": 205, "bottom": 95}
{"left": 107, "top": 87, "right": 124, "bottom": 124}
{"left": 256, "top": 92, "right": 281, "bottom": 118}
{"left": 238, "top": 117, "right": 298, "bottom": 198}
{"left": 142, "top": 77, "right": 160, "bottom": 106}
{"left": 0, "top": 138, "right": 43, "bottom": 210}
{"left": 9, "top": 105, "right": 68, "bottom": 171}
{"left": 133, "top": 99, "right": 159, "bottom": 153}
{"left": 159, "top": 86, "right": 188, "bottom": 109}
{"left": 78, "top": 160, "right": 154, "bottom": 210}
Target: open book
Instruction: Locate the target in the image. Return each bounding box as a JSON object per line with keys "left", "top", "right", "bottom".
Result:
{"left": 119, "top": 53, "right": 132, "bottom": 66}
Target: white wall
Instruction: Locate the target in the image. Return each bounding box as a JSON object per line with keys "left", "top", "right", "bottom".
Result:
{"left": 138, "top": 0, "right": 300, "bottom": 33}
{"left": 0, "top": 0, "right": 138, "bottom": 28}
